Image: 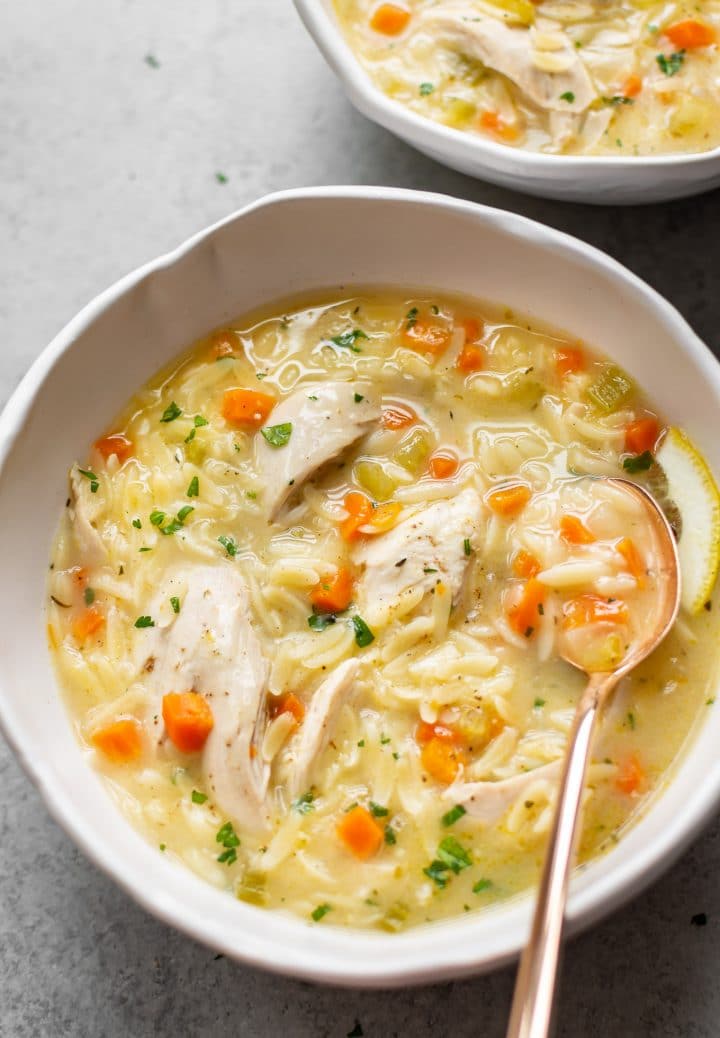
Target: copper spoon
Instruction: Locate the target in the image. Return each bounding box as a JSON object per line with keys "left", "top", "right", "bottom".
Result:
{"left": 506, "top": 477, "right": 681, "bottom": 1038}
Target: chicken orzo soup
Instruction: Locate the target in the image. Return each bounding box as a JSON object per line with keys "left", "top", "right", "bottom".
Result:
{"left": 48, "top": 293, "right": 720, "bottom": 930}
{"left": 334, "top": 0, "right": 720, "bottom": 155}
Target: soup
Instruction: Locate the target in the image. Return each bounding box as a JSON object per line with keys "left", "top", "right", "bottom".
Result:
{"left": 48, "top": 292, "right": 720, "bottom": 930}
{"left": 333, "top": 0, "right": 720, "bottom": 155}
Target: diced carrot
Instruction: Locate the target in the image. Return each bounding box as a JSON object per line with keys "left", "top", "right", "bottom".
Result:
{"left": 421, "top": 737, "right": 467, "bottom": 784}
{"left": 269, "top": 692, "right": 305, "bottom": 725}
{"left": 364, "top": 501, "right": 402, "bottom": 534}
{"left": 622, "top": 74, "right": 643, "bottom": 99}
{"left": 512, "top": 549, "right": 541, "bottom": 579}
{"left": 479, "top": 110, "right": 519, "bottom": 141}
{"left": 562, "top": 593, "right": 629, "bottom": 630}
{"left": 71, "top": 606, "right": 105, "bottom": 642}
{"left": 222, "top": 388, "right": 275, "bottom": 427}
{"left": 487, "top": 483, "right": 532, "bottom": 518}
{"left": 94, "top": 433, "right": 133, "bottom": 463}
{"left": 210, "top": 329, "right": 237, "bottom": 358}
{"left": 560, "top": 514, "right": 596, "bottom": 545}
{"left": 310, "top": 566, "right": 353, "bottom": 613}
{"left": 340, "top": 491, "right": 374, "bottom": 542}
{"left": 616, "top": 752, "right": 645, "bottom": 795}
{"left": 457, "top": 342, "right": 485, "bottom": 373}
{"left": 162, "top": 692, "right": 214, "bottom": 753}
{"left": 556, "top": 346, "right": 584, "bottom": 378}
{"left": 428, "top": 450, "right": 459, "bottom": 480}
{"left": 616, "top": 537, "right": 646, "bottom": 587}
{"left": 508, "top": 578, "right": 546, "bottom": 637}
{"left": 381, "top": 402, "right": 417, "bottom": 429}
{"left": 415, "top": 721, "right": 458, "bottom": 745}
{"left": 370, "top": 2, "right": 410, "bottom": 34}
{"left": 625, "top": 416, "right": 660, "bottom": 455}
{"left": 336, "top": 805, "right": 385, "bottom": 859}
{"left": 665, "top": 19, "right": 716, "bottom": 48}
{"left": 462, "top": 318, "right": 483, "bottom": 343}
{"left": 91, "top": 719, "right": 143, "bottom": 763}
{"left": 402, "top": 318, "right": 452, "bottom": 357}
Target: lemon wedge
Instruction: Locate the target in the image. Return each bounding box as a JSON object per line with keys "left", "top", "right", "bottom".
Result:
{"left": 656, "top": 427, "right": 720, "bottom": 613}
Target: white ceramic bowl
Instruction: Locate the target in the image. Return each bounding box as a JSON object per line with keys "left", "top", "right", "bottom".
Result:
{"left": 1, "top": 187, "right": 719, "bottom": 987}
{"left": 294, "top": 0, "right": 720, "bottom": 204}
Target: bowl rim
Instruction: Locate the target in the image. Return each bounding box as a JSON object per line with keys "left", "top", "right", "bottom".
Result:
{"left": 293, "top": 0, "right": 720, "bottom": 172}
{"left": 2, "top": 185, "right": 720, "bottom": 987}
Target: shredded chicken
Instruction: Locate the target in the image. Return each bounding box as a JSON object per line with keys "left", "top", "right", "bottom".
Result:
{"left": 289, "top": 658, "right": 359, "bottom": 797}
{"left": 255, "top": 381, "right": 380, "bottom": 519}
{"left": 137, "top": 564, "right": 270, "bottom": 832}
{"left": 69, "top": 465, "right": 107, "bottom": 564}
{"left": 354, "top": 486, "right": 482, "bottom": 627}
{"left": 418, "top": 6, "right": 596, "bottom": 112}
{"left": 445, "top": 760, "right": 562, "bottom": 822}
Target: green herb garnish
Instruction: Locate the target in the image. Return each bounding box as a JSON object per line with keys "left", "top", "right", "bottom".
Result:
{"left": 473, "top": 878, "right": 492, "bottom": 894}
{"left": 292, "top": 791, "right": 315, "bottom": 814}
{"left": 311, "top": 903, "right": 331, "bottom": 922}
{"left": 560, "top": 91, "right": 575, "bottom": 102}
{"left": 352, "top": 615, "right": 375, "bottom": 647}
{"left": 134, "top": 615, "right": 155, "bottom": 628}
{"left": 441, "top": 804, "right": 466, "bottom": 827}
{"left": 330, "top": 329, "right": 368, "bottom": 352}
{"left": 170, "top": 596, "right": 181, "bottom": 614}
{"left": 191, "top": 790, "right": 207, "bottom": 804}
{"left": 369, "top": 801, "right": 389, "bottom": 818}
{"left": 419, "top": 81, "right": 434, "bottom": 96}
{"left": 149, "top": 509, "right": 166, "bottom": 526}
{"left": 405, "top": 307, "right": 419, "bottom": 329}
{"left": 384, "top": 826, "right": 397, "bottom": 845}
{"left": 218, "top": 534, "right": 238, "bottom": 557}
{"left": 437, "top": 835, "right": 472, "bottom": 873}
{"left": 354, "top": 393, "right": 365, "bottom": 403}
{"left": 308, "top": 613, "right": 336, "bottom": 631}
{"left": 187, "top": 476, "right": 199, "bottom": 497}
{"left": 623, "top": 451, "right": 654, "bottom": 473}
{"left": 78, "top": 468, "right": 99, "bottom": 493}
{"left": 84, "top": 587, "right": 95, "bottom": 606}
{"left": 160, "top": 401, "right": 182, "bottom": 423}
{"left": 657, "top": 50, "right": 685, "bottom": 76}
{"left": 260, "top": 422, "right": 293, "bottom": 448}
{"left": 463, "top": 538, "right": 472, "bottom": 557}
{"left": 216, "top": 821, "right": 240, "bottom": 864}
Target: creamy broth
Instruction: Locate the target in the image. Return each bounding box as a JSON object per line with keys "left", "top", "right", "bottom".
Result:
{"left": 334, "top": 0, "right": 720, "bottom": 156}
{"left": 48, "top": 293, "right": 719, "bottom": 930}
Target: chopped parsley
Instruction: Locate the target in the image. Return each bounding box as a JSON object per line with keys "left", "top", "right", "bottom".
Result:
{"left": 292, "top": 791, "right": 315, "bottom": 814}
{"left": 187, "top": 476, "right": 199, "bottom": 497}
{"left": 170, "top": 596, "right": 181, "bottom": 614}
{"left": 144, "top": 53, "right": 160, "bottom": 68}
{"left": 534, "top": 697, "right": 546, "bottom": 708}
{"left": 384, "top": 825, "right": 397, "bottom": 845}
{"left": 463, "top": 538, "right": 472, "bottom": 557}
{"left": 150, "top": 509, "right": 166, "bottom": 526}
{"left": 441, "top": 804, "right": 466, "bottom": 827}
{"left": 423, "top": 860, "right": 450, "bottom": 888}
{"left": 216, "top": 821, "right": 240, "bottom": 864}
{"left": 437, "top": 835, "right": 472, "bottom": 873}
{"left": 160, "top": 505, "right": 194, "bottom": 535}
{"left": 352, "top": 615, "right": 375, "bottom": 647}
{"left": 134, "top": 615, "right": 155, "bottom": 628}
{"left": 623, "top": 450, "right": 654, "bottom": 473}
{"left": 311, "top": 903, "right": 332, "bottom": 922}
{"left": 84, "top": 587, "right": 95, "bottom": 606}
{"left": 419, "top": 81, "right": 434, "bottom": 96}
{"left": 261, "top": 422, "right": 293, "bottom": 448}
{"left": 218, "top": 534, "right": 238, "bottom": 557}
{"left": 405, "top": 306, "right": 419, "bottom": 329}
{"left": 215, "top": 171, "right": 228, "bottom": 184}
{"left": 308, "top": 613, "right": 336, "bottom": 631}
{"left": 473, "top": 878, "right": 493, "bottom": 894}
{"left": 160, "top": 401, "right": 182, "bottom": 423}
{"left": 423, "top": 567, "right": 438, "bottom": 574}
{"left": 369, "top": 801, "right": 389, "bottom": 818}
{"left": 191, "top": 790, "right": 207, "bottom": 804}
{"left": 78, "top": 468, "right": 99, "bottom": 493}
{"left": 354, "top": 393, "right": 365, "bottom": 403}
{"left": 627, "top": 711, "right": 636, "bottom": 730}
{"left": 380, "top": 734, "right": 391, "bottom": 745}
{"left": 330, "top": 329, "right": 368, "bottom": 352}
{"left": 132, "top": 518, "right": 142, "bottom": 529}
{"left": 657, "top": 50, "right": 685, "bottom": 76}
{"left": 560, "top": 91, "right": 575, "bottom": 102}
{"left": 193, "top": 414, "right": 209, "bottom": 428}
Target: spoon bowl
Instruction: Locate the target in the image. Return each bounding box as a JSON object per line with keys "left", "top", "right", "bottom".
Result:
{"left": 507, "top": 476, "right": 681, "bottom": 1038}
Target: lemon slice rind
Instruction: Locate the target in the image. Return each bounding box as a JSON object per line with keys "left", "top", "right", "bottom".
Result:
{"left": 656, "top": 427, "right": 720, "bottom": 614}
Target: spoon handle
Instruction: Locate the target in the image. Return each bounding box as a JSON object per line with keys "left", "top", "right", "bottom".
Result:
{"left": 506, "top": 671, "right": 617, "bottom": 1038}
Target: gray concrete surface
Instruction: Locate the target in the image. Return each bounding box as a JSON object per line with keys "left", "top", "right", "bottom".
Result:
{"left": 1, "top": 1, "right": 719, "bottom": 1035}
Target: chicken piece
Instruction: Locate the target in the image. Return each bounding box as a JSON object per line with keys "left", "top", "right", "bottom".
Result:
{"left": 444, "top": 760, "right": 561, "bottom": 822}
{"left": 354, "top": 487, "right": 482, "bottom": 627}
{"left": 137, "top": 564, "right": 270, "bottom": 832}
{"left": 255, "top": 381, "right": 380, "bottom": 520}
{"left": 288, "top": 658, "right": 359, "bottom": 798}
{"left": 418, "top": 6, "right": 596, "bottom": 113}
{"left": 69, "top": 465, "right": 108, "bottom": 564}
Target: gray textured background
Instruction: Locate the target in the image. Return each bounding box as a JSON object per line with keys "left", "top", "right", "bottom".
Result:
{"left": 2, "top": 2, "right": 719, "bottom": 1036}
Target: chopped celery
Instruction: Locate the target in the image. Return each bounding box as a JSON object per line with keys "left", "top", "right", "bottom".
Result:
{"left": 379, "top": 901, "right": 409, "bottom": 933}
{"left": 484, "top": 0, "right": 536, "bottom": 24}
{"left": 394, "top": 428, "right": 432, "bottom": 473}
{"left": 355, "top": 460, "right": 398, "bottom": 502}
{"left": 184, "top": 438, "right": 206, "bottom": 465}
{"left": 442, "top": 97, "right": 476, "bottom": 128}
{"left": 502, "top": 370, "right": 545, "bottom": 407}
{"left": 669, "top": 96, "right": 716, "bottom": 138}
{"left": 453, "top": 704, "right": 499, "bottom": 748}
{"left": 585, "top": 364, "right": 635, "bottom": 413}
{"left": 578, "top": 632, "right": 625, "bottom": 673}
{"left": 236, "top": 869, "right": 267, "bottom": 906}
